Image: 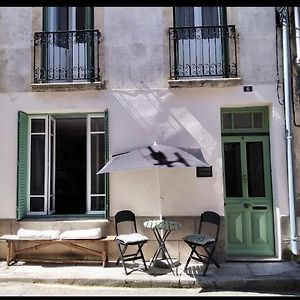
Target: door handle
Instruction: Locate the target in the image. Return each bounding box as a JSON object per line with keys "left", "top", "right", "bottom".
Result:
{"left": 243, "top": 203, "right": 251, "bottom": 208}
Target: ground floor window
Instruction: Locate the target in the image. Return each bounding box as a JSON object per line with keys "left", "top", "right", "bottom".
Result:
{"left": 17, "top": 111, "right": 109, "bottom": 220}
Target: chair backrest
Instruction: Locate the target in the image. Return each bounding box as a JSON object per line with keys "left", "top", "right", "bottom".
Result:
{"left": 115, "top": 210, "right": 138, "bottom": 236}
{"left": 198, "top": 210, "right": 220, "bottom": 241}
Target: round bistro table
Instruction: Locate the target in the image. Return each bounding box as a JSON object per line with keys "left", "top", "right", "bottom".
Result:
{"left": 144, "top": 219, "right": 182, "bottom": 275}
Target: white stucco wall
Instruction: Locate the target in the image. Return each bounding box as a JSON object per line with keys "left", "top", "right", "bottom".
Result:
{"left": 0, "top": 7, "right": 32, "bottom": 92}
{"left": 0, "top": 83, "right": 288, "bottom": 221}
{"left": 233, "top": 7, "right": 278, "bottom": 85}
{"left": 104, "top": 7, "right": 168, "bottom": 89}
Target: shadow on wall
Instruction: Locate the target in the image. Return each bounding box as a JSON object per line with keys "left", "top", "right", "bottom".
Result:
{"left": 111, "top": 82, "right": 217, "bottom": 157}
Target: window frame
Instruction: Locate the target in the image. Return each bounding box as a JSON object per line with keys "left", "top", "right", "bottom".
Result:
{"left": 27, "top": 115, "right": 48, "bottom": 216}
{"left": 17, "top": 111, "right": 109, "bottom": 220}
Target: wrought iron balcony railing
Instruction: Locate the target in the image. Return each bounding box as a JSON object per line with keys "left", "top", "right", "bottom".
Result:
{"left": 169, "top": 25, "right": 237, "bottom": 79}
{"left": 33, "top": 30, "right": 101, "bottom": 83}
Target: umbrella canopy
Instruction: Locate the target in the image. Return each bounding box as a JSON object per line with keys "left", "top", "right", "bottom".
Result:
{"left": 97, "top": 142, "right": 209, "bottom": 174}
{"left": 97, "top": 142, "right": 210, "bottom": 219}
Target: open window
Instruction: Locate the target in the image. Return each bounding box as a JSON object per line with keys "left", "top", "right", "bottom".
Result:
{"left": 17, "top": 111, "right": 109, "bottom": 219}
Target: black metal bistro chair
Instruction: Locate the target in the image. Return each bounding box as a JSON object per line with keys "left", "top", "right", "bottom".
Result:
{"left": 183, "top": 210, "right": 221, "bottom": 276}
{"left": 114, "top": 210, "right": 149, "bottom": 275}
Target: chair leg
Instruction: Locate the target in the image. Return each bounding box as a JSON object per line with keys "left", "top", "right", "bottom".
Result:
{"left": 202, "top": 261, "right": 210, "bottom": 276}
{"left": 116, "top": 243, "right": 148, "bottom": 274}
{"left": 185, "top": 243, "right": 219, "bottom": 276}
{"left": 202, "top": 245, "right": 219, "bottom": 276}
{"left": 116, "top": 243, "right": 129, "bottom": 275}
{"left": 184, "top": 245, "right": 196, "bottom": 270}
{"left": 137, "top": 244, "right": 148, "bottom": 270}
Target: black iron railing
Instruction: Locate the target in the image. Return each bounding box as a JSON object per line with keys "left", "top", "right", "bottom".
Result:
{"left": 33, "top": 30, "right": 101, "bottom": 83}
{"left": 169, "top": 25, "right": 237, "bottom": 79}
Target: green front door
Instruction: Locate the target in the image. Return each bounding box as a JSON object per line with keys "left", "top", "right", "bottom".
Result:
{"left": 222, "top": 135, "right": 275, "bottom": 256}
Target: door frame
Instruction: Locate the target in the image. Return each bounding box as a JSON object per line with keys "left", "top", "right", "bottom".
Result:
{"left": 221, "top": 106, "right": 275, "bottom": 257}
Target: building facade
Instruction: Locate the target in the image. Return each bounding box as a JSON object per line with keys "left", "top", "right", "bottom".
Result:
{"left": 0, "top": 7, "right": 295, "bottom": 263}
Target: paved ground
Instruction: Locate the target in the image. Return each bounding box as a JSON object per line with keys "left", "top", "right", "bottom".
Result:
{"left": 0, "top": 282, "right": 298, "bottom": 297}
{"left": 0, "top": 259, "right": 299, "bottom": 294}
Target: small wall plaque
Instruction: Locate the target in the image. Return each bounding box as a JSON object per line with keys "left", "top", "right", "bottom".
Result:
{"left": 243, "top": 85, "right": 253, "bottom": 92}
{"left": 196, "top": 166, "right": 213, "bottom": 177}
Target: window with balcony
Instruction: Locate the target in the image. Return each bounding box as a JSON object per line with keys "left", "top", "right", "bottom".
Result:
{"left": 33, "top": 7, "right": 100, "bottom": 84}
{"left": 169, "top": 7, "right": 237, "bottom": 80}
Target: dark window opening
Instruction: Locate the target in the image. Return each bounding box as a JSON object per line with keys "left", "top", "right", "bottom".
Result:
{"left": 55, "top": 117, "right": 86, "bottom": 214}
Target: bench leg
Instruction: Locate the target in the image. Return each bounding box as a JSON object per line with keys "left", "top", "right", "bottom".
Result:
{"left": 103, "top": 241, "right": 108, "bottom": 267}
{"left": 6, "top": 241, "right": 15, "bottom": 266}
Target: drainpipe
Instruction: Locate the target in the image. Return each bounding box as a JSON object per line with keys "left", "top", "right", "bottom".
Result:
{"left": 294, "top": 7, "right": 300, "bottom": 65}
{"left": 282, "top": 7, "right": 299, "bottom": 255}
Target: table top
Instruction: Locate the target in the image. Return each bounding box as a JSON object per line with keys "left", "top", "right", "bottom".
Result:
{"left": 144, "top": 219, "right": 182, "bottom": 231}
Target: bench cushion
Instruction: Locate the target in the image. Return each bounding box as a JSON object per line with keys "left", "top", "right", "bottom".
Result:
{"left": 17, "top": 228, "right": 61, "bottom": 240}
{"left": 59, "top": 228, "right": 102, "bottom": 240}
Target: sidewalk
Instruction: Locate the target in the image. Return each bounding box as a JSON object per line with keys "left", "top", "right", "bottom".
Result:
{"left": 0, "top": 259, "right": 299, "bottom": 293}
{"left": 0, "top": 261, "right": 300, "bottom": 294}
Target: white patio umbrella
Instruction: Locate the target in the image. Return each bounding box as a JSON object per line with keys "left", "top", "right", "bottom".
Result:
{"left": 97, "top": 142, "right": 210, "bottom": 220}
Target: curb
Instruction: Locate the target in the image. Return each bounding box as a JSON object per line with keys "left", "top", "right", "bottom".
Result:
{"left": 0, "top": 276, "right": 299, "bottom": 293}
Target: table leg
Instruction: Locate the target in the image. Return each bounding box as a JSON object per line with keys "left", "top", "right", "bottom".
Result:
{"left": 150, "top": 229, "right": 176, "bottom": 275}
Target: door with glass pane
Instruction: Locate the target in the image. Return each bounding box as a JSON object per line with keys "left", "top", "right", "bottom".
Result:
{"left": 44, "top": 7, "right": 93, "bottom": 82}
{"left": 174, "top": 7, "right": 224, "bottom": 77}
{"left": 222, "top": 135, "right": 274, "bottom": 256}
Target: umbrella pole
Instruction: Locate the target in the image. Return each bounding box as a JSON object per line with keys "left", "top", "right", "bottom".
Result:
{"left": 156, "top": 168, "right": 163, "bottom": 221}
{"left": 156, "top": 168, "right": 167, "bottom": 263}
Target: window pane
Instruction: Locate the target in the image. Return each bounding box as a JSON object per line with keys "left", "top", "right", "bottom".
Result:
{"left": 222, "top": 113, "right": 232, "bottom": 129}
{"left": 30, "top": 135, "right": 45, "bottom": 195}
{"left": 202, "top": 7, "right": 219, "bottom": 26}
{"left": 76, "top": 7, "right": 86, "bottom": 30}
{"left": 31, "top": 119, "right": 45, "bottom": 133}
{"left": 224, "top": 142, "right": 242, "bottom": 197}
{"left": 233, "top": 112, "right": 251, "bottom": 129}
{"left": 50, "top": 195, "right": 54, "bottom": 211}
{"left": 91, "top": 134, "right": 105, "bottom": 194}
{"left": 91, "top": 195, "right": 105, "bottom": 211}
{"left": 91, "top": 117, "right": 104, "bottom": 132}
{"left": 247, "top": 142, "right": 265, "bottom": 197}
{"left": 253, "top": 112, "right": 263, "bottom": 128}
{"left": 50, "top": 118, "right": 54, "bottom": 135}
{"left": 50, "top": 135, "right": 54, "bottom": 195}
{"left": 57, "top": 7, "right": 68, "bottom": 31}
{"left": 175, "top": 7, "right": 195, "bottom": 27}
{"left": 30, "top": 197, "right": 44, "bottom": 212}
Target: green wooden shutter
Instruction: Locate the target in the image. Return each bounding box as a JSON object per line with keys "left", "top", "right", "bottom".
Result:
{"left": 17, "top": 111, "right": 28, "bottom": 220}
{"left": 104, "top": 109, "right": 109, "bottom": 219}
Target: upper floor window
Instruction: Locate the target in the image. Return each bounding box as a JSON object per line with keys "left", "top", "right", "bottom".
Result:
{"left": 33, "top": 7, "right": 101, "bottom": 84}
{"left": 175, "top": 7, "right": 222, "bottom": 27}
{"left": 169, "top": 7, "right": 237, "bottom": 79}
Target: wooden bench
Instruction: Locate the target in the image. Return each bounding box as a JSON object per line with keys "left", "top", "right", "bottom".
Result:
{"left": 0, "top": 234, "right": 116, "bottom": 267}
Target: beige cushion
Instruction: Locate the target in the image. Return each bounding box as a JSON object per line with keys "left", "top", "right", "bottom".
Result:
{"left": 59, "top": 228, "right": 102, "bottom": 240}
{"left": 17, "top": 228, "right": 60, "bottom": 240}
{"left": 116, "top": 233, "right": 148, "bottom": 244}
